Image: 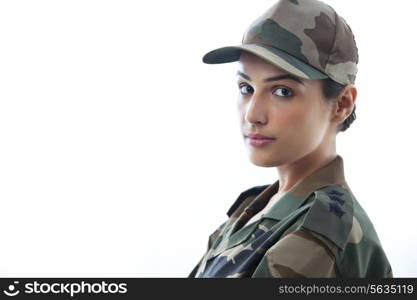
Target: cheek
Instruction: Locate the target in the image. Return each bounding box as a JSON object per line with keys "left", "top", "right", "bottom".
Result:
{"left": 271, "top": 106, "right": 322, "bottom": 148}
{"left": 270, "top": 108, "right": 306, "bottom": 131}
{"left": 280, "top": 107, "right": 329, "bottom": 155}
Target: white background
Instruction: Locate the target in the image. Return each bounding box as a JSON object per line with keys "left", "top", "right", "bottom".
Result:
{"left": 0, "top": 0, "right": 416, "bottom": 277}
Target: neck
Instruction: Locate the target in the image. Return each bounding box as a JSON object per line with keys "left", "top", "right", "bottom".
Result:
{"left": 276, "top": 139, "right": 336, "bottom": 194}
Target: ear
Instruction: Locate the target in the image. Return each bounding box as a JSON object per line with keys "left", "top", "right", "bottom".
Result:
{"left": 331, "top": 84, "right": 357, "bottom": 124}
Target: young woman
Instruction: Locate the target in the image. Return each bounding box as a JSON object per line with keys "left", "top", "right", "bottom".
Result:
{"left": 188, "top": 0, "right": 392, "bottom": 278}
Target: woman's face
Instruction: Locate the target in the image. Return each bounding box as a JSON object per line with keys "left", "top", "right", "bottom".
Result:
{"left": 237, "top": 51, "right": 335, "bottom": 167}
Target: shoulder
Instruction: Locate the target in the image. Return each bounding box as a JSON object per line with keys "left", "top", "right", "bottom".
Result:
{"left": 300, "top": 184, "right": 354, "bottom": 251}
{"left": 226, "top": 184, "right": 270, "bottom": 217}
{"left": 255, "top": 185, "right": 355, "bottom": 278}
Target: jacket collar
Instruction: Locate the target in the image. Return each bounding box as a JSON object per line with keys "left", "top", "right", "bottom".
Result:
{"left": 229, "top": 154, "right": 349, "bottom": 224}
{"left": 264, "top": 154, "right": 349, "bottom": 221}
{"left": 208, "top": 155, "right": 350, "bottom": 260}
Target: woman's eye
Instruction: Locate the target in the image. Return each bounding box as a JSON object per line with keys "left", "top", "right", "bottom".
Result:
{"left": 238, "top": 83, "right": 253, "bottom": 95}
{"left": 238, "top": 83, "right": 293, "bottom": 97}
{"left": 273, "top": 87, "right": 293, "bottom": 97}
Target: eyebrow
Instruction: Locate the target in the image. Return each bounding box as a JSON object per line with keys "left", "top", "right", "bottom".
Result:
{"left": 236, "top": 70, "right": 304, "bottom": 85}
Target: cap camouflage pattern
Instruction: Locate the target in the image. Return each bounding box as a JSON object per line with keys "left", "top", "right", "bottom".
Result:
{"left": 202, "top": 0, "right": 359, "bottom": 85}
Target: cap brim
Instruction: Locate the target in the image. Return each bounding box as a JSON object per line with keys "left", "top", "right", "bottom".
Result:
{"left": 202, "top": 43, "right": 328, "bottom": 80}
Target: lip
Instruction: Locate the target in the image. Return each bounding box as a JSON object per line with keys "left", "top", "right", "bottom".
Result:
{"left": 245, "top": 133, "right": 276, "bottom": 139}
{"left": 244, "top": 134, "right": 276, "bottom": 147}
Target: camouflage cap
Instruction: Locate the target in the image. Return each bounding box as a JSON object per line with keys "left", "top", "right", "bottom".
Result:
{"left": 202, "top": 0, "right": 358, "bottom": 85}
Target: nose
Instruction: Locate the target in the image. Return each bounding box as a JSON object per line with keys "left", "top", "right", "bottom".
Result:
{"left": 244, "top": 92, "right": 267, "bottom": 125}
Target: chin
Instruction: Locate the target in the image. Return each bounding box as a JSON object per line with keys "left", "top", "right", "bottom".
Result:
{"left": 249, "top": 155, "right": 280, "bottom": 168}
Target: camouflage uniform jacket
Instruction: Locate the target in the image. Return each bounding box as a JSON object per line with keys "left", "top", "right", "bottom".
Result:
{"left": 188, "top": 155, "right": 393, "bottom": 278}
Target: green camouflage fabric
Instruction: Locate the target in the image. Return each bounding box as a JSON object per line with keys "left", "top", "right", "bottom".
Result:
{"left": 188, "top": 155, "right": 393, "bottom": 278}
{"left": 202, "top": 0, "right": 358, "bottom": 85}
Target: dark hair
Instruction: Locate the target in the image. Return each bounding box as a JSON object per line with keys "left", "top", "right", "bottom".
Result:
{"left": 321, "top": 78, "right": 356, "bottom": 132}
